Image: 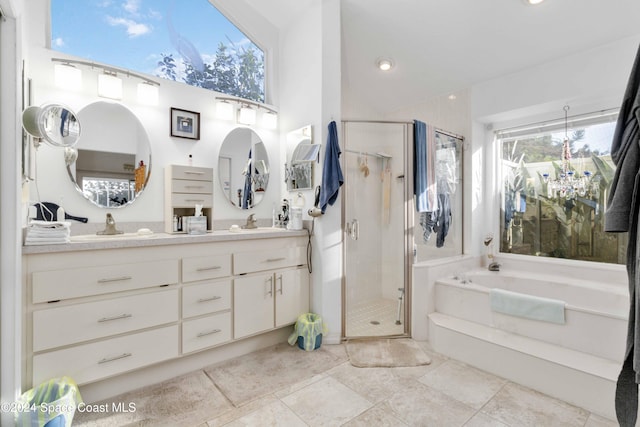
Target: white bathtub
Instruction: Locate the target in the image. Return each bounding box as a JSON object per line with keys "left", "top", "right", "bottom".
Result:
{"left": 428, "top": 267, "right": 628, "bottom": 419}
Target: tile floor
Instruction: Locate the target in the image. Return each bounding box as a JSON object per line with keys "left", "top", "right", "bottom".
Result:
{"left": 74, "top": 341, "right": 617, "bottom": 427}
{"left": 346, "top": 298, "right": 405, "bottom": 337}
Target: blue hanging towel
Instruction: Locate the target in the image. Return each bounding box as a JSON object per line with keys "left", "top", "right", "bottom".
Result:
{"left": 414, "top": 120, "right": 437, "bottom": 212}
{"left": 320, "top": 121, "right": 344, "bottom": 213}
{"left": 242, "top": 149, "right": 252, "bottom": 209}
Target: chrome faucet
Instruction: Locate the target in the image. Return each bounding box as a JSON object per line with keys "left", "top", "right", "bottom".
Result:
{"left": 488, "top": 262, "right": 501, "bottom": 272}
{"left": 243, "top": 213, "right": 258, "bottom": 229}
{"left": 97, "top": 213, "right": 123, "bottom": 235}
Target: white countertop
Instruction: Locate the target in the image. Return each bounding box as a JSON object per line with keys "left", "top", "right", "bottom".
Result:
{"left": 22, "top": 228, "right": 309, "bottom": 254}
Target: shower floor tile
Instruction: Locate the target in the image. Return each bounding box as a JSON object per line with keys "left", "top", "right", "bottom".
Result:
{"left": 346, "top": 297, "right": 405, "bottom": 337}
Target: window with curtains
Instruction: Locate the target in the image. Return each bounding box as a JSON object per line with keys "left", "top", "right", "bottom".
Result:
{"left": 497, "top": 111, "right": 627, "bottom": 264}
{"left": 51, "top": 0, "right": 265, "bottom": 102}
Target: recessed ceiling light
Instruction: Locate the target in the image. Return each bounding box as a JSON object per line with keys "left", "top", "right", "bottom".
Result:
{"left": 524, "top": 0, "right": 545, "bottom": 4}
{"left": 448, "top": 94, "right": 457, "bottom": 100}
{"left": 377, "top": 58, "right": 393, "bottom": 71}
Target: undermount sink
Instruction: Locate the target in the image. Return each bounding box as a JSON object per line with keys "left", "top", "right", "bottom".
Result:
{"left": 71, "top": 232, "right": 159, "bottom": 242}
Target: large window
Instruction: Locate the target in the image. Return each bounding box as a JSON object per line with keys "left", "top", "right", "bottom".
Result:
{"left": 51, "top": 0, "right": 265, "bottom": 102}
{"left": 498, "top": 112, "right": 627, "bottom": 264}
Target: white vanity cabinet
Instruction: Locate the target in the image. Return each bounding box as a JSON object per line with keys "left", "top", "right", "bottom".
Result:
{"left": 233, "top": 248, "right": 309, "bottom": 339}
{"left": 164, "top": 165, "right": 214, "bottom": 233}
{"left": 25, "top": 249, "right": 180, "bottom": 387}
{"left": 181, "top": 254, "right": 233, "bottom": 353}
{"left": 23, "top": 233, "right": 309, "bottom": 396}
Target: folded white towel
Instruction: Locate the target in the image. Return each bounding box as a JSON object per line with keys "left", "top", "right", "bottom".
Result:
{"left": 490, "top": 288, "right": 565, "bottom": 324}
{"left": 25, "top": 237, "right": 71, "bottom": 245}
{"left": 28, "top": 220, "right": 71, "bottom": 230}
{"left": 27, "top": 229, "right": 70, "bottom": 237}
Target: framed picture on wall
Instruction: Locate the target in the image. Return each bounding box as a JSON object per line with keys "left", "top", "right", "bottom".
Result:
{"left": 170, "top": 107, "right": 200, "bottom": 140}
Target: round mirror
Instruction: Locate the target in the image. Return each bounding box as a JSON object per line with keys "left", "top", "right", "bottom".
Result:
{"left": 23, "top": 104, "right": 80, "bottom": 147}
{"left": 218, "top": 127, "right": 269, "bottom": 209}
{"left": 66, "top": 101, "right": 152, "bottom": 208}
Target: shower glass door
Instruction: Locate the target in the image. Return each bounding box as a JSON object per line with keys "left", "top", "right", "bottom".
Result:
{"left": 343, "top": 122, "right": 410, "bottom": 338}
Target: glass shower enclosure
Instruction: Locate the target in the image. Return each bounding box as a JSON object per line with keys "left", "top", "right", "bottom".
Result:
{"left": 342, "top": 121, "right": 412, "bottom": 338}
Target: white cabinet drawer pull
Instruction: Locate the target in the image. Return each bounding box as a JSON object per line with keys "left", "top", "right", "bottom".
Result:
{"left": 266, "top": 257, "right": 286, "bottom": 262}
{"left": 197, "top": 296, "right": 221, "bottom": 303}
{"left": 267, "top": 276, "right": 274, "bottom": 297}
{"left": 277, "top": 274, "right": 283, "bottom": 295}
{"left": 196, "top": 266, "right": 221, "bottom": 272}
{"left": 184, "top": 171, "right": 205, "bottom": 175}
{"left": 185, "top": 185, "right": 204, "bottom": 189}
{"left": 98, "top": 352, "right": 132, "bottom": 364}
{"left": 97, "top": 276, "right": 133, "bottom": 284}
{"left": 97, "top": 313, "right": 133, "bottom": 323}
{"left": 197, "top": 329, "right": 221, "bottom": 338}
{"left": 184, "top": 199, "right": 205, "bottom": 203}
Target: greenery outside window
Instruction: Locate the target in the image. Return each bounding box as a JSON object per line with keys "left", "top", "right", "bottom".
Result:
{"left": 51, "top": 0, "right": 265, "bottom": 102}
{"left": 498, "top": 110, "right": 627, "bottom": 264}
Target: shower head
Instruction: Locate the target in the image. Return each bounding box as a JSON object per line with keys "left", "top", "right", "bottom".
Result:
{"left": 483, "top": 235, "right": 494, "bottom": 246}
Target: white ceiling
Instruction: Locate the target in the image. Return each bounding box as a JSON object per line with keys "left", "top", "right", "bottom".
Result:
{"left": 245, "top": 0, "right": 640, "bottom": 116}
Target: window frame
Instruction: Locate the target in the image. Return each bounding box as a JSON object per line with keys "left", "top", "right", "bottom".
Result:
{"left": 48, "top": 0, "right": 271, "bottom": 103}
{"left": 494, "top": 108, "right": 623, "bottom": 265}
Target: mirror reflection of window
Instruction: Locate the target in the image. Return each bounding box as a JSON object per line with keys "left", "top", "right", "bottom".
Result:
{"left": 69, "top": 102, "right": 151, "bottom": 208}
{"left": 286, "top": 126, "right": 317, "bottom": 192}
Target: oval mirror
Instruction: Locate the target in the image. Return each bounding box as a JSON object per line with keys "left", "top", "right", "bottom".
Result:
{"left": 66, "top": 101, "right": 152, "bottom": 208}
{"left": 23, "top": 104, "right": 80, "bottom": 147}
{"left": 218, "top": 127, "right": 269, "bottom": 209}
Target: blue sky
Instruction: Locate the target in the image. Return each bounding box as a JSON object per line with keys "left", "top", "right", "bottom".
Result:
{"left": 51, "top": 0, "right": 262, "bottom": 78}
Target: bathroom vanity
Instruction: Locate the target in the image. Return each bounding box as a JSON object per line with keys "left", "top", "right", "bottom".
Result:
{"left": 21, "top": 230, "right": 309, "bottom": 397}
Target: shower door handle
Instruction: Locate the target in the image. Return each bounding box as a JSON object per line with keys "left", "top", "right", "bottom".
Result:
{"left": 347, "top": 219, "right": 359, "bottom": 241}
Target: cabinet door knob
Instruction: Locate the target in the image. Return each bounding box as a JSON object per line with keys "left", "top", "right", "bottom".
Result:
{"left": 277, "top": 274, "right": 283, "bottom": 294}
{"left": 266, "top": 276, "right": 273, "bottom": 297}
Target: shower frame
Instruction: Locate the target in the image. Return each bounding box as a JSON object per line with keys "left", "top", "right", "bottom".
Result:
{"left": 340, "top": 120, "right": 414, "bottom": 339}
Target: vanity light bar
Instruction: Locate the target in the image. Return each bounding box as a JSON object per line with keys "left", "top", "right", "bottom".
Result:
{"left": 215, "top": 96, "right": 278, "bottom": 129}
{"left": 51, "top": 58, "right": 160, "bottom": 87}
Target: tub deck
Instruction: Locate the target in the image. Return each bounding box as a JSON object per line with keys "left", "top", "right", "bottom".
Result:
{"left": 428, "top": 268, "right": 627, "bottom": 421}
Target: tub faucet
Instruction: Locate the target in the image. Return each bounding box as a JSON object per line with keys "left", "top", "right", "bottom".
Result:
{"left": 488, "top": 262, "right": 501, "bottom": 272}
{"left": 96, "top": 213, "right": 123, "bottom": 235}
{"left": 243, "top": 213, "right": 258, "bottom": 229}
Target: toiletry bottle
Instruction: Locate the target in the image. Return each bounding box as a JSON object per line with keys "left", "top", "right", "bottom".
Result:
{"left": 188, "top": 154, "right": 193, "bottom": 166}
{"left": 173, "top": 215, "right": 178, "bottom": 232}
{"left": 272, "top": 203, "right": 277, "bottom": 228}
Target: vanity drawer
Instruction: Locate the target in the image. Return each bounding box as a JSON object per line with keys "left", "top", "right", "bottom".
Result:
{"left": 32, "top": 259, "right": 179, "bottom": 303}
{"left": 182, "top": 280, "right": 231, "bottom": 318}
{"left": 171, "top": 179, "right": 214, "bottom": 194}
{"left": 233, "top": 247, "right": 306, "bottom": 275}
{"left": 32, "top": 325, "right": 179, "bottom": 386}
{"left": 171, "top": 193, "right": 213, "bottom": 208}
{"left": 182, "top": 312, "right": 231, "bottom": 354}
{"left": 33, "top": 288, "right": 179, "bottom": 352}
{"left": 182, "top": 255, "right": 231, "bottom": 283}
{"left": 170, "top": 165, "right": 213, "bottom": 181}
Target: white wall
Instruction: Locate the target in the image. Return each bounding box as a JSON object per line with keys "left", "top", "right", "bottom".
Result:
{"left": 0, "top": 3, "right": 24, "bottom": 424}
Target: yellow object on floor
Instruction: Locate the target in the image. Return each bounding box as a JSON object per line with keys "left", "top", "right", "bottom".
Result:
{"left": 288, "top": 313, "right": 327, "bottom": 351}
{"left": 16, "top": 376, "right": 82, "bottom": 427}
